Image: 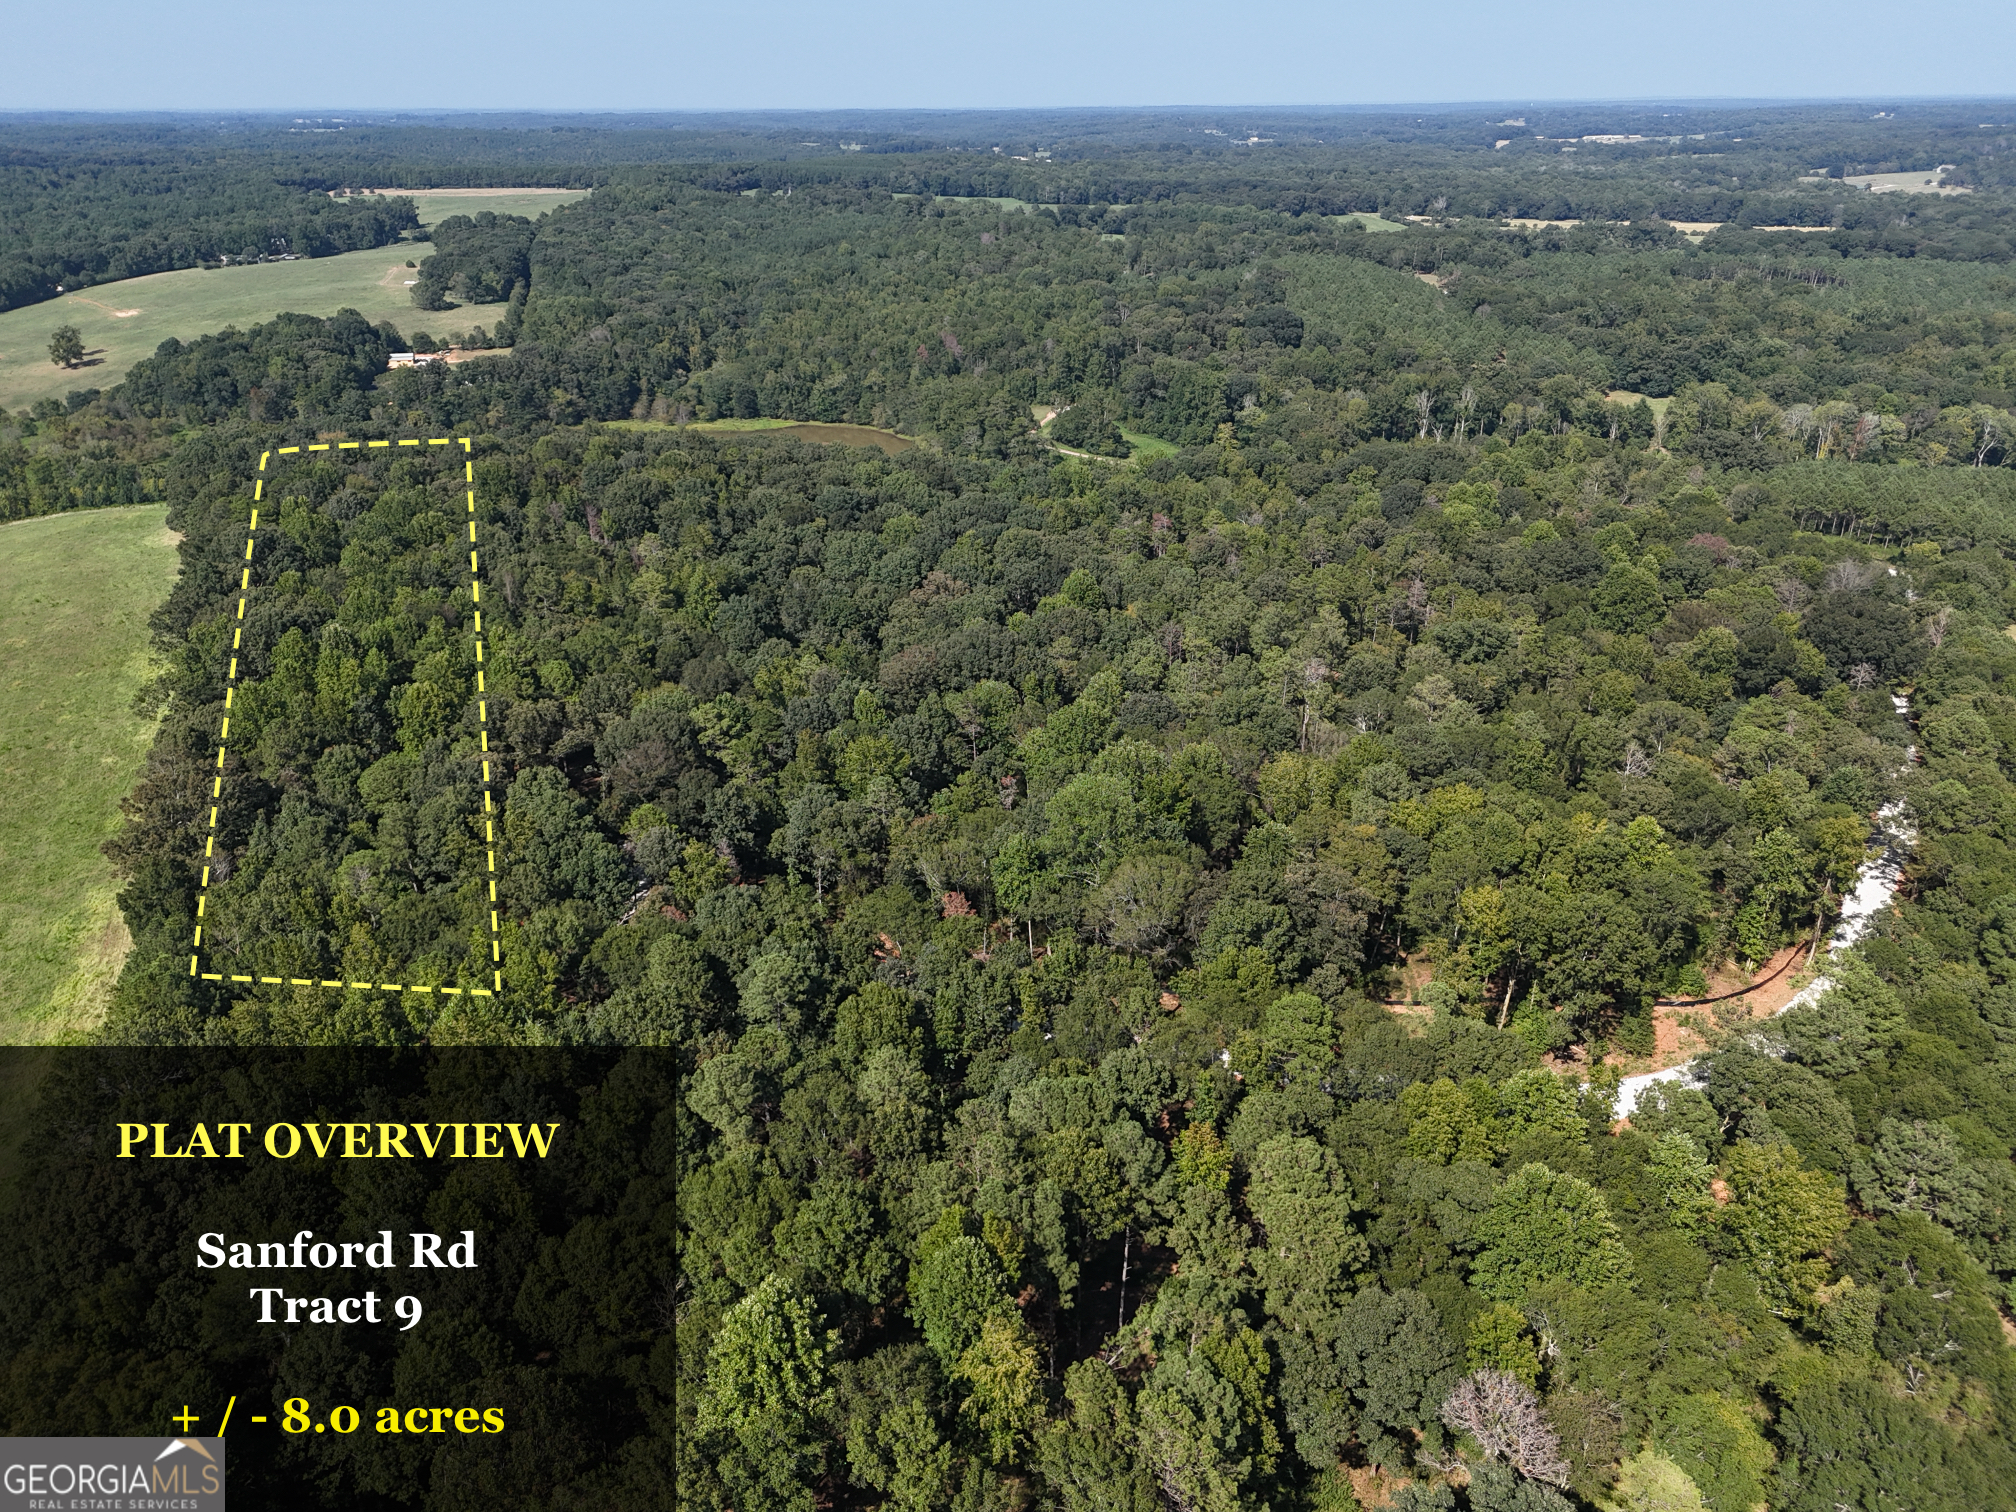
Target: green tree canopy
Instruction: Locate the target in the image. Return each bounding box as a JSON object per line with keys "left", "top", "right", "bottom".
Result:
{"left": 1471, "top": 1163, "right": 1633, "bottom": 1301}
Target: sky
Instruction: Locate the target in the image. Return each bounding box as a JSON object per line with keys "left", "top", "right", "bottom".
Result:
{"left": 2, "top": 0, "right": 2012, "bottom": 111}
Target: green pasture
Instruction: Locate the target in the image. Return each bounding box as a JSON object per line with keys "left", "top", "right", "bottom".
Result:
{"left": 0, "top": 245, "right": 448, "bottom": 413}
{"left": 1331, "top": 212, "right": 1408, "bottom": 234}
{"left": 1119, "top": 427, "right": 1179, "bottom": 459}
{"left": 1033, "top": 399, "right": 1174, "bottom": 463}
{"left": 0, "top": 191, "right": 587, "bottom": 414}
{"left": 946, "top": 196, "right": 1043, "bottom": 213}
{"left": 392, "top": 187, "right": 592, "bottom": 228}
{"left": 0, "top": 504, "right": 180, "bottom": 1043}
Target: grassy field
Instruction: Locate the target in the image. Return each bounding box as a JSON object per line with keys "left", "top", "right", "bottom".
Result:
{"left": 0, "top": 190, "right": 589, "bottom": 414}
{"left": 0, "top": 505, "right": 180, "bottom": 1043}
{"left": 1029, "top": 400, "right": 1175, "bottom": 463}
{"left": 391, "top": 187, "right": 592, "bottom": 227}
{"left": 1842, "top": 170, "right": 1967, "bottom": 196}
{"left": 0, "top": 245, "right": 448, "bottom": 412}
{"left": 1606, "top": 390, "right": 1674, "bottom": 420}
{"left": 1119, "top": 427, "right": 1179, "bottom": 459}
{"left": 1331, "top": 212, "right": 1408, "bottom": 234}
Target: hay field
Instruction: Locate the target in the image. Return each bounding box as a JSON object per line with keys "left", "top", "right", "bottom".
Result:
{"left": 0, "top": 504, "right": 179, "bottom": 1042}
{"left": 1332, "top": 212, "right": 1408, "bottom": 234}
{"left": 369, "top": 186, "right": 592, "bottom": 227}
{"left": 0, "top": 245, "right": 447, "bottom": 412}
{"left": 1843, "top": 169, "right": 1969, "bottom": 196}
{"left": 0, "top": 190, "right": 588, "bottom": 413}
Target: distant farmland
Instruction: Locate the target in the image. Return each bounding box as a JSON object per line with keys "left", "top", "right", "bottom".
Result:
{"left": 0, "top": 187, "right": 589, "bottom": 413}
{"left": 385, "top": 187, "right": 591, "bottom": 226}
{"left": 0, "top": 248, "right": 434, "bottom": 411}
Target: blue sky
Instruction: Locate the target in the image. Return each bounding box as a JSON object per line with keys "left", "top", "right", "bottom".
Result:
{"left": 3, "top": 0, "right": 2011, "bottom": 110}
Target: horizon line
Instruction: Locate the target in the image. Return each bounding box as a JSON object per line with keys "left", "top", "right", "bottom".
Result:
{"left": 4, "top": 95, "right": 2016, "bottom": 119}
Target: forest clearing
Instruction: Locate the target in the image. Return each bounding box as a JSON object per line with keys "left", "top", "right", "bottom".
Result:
{"left": 347, "top": 185, "right": 593, "bottom": 225}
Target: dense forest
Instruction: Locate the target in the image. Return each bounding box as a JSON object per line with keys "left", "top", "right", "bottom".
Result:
{"left": 0, "top": 155, "right": 419, "bottom": 312}
{"left": 6, "top": 107, "right": 2016, "bottom": 1512}
{"left": 6, "top": 99, "right": 2015, "bottom": 315}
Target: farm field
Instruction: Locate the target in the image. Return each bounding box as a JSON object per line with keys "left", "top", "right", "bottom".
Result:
{"left": 1332, "top": 211, "right": 1407, "bottom": 232}
{"left": 0, "top": 504, "right": 179, "bottom": 1043}
{"left": 1844, "top": 168, "right": 1968, "bottom": 195}
{"left": 0, "top": 192, "right": 586, "bottom": 413}
{"left": 368, "top": 186, "right": 592, "bottom": 227}
{"left": 0, "top": 245, "right": 444, "bottom": 412}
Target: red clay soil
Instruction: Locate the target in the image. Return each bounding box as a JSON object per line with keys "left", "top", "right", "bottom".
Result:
{"left": 1382, "top": 941, "right": 1814, "bottom": 1079}
{"left": 1612, "top": 942, "right": 1810, "bottom": 1075}
{"left": 1378, "top": 943, "right": 1822, "bottom": 1080}
{"left": 1714, "top": 943, "right": 1813, "bottom": 1018}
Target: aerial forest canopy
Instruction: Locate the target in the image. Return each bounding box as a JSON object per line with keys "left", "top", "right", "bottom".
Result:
{"left": 4, "top": 104, "right": 2016, "bottom": 1512}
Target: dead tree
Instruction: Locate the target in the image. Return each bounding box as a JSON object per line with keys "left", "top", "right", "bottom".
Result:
{"left": 1440, "top": 1369, "right": 1570, "bottom": 1487}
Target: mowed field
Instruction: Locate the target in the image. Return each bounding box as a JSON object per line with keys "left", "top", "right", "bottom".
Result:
{"left": 0, "top": 188, "right": 590, "bottom": 413}
{"left": 0, "top": 505, "right": 181, "bottom": 1042}
{"left": 1331, "top": 212, "right": 1407, "bottom": 234}
{"left": 392, "top": 187, "right": 591, "bottom": 227}
{"left": 0, "top": 246, "right": 433, "bottom": 412}
{"left": 1842, "top": 170, "right": 1969, "bottom": 196}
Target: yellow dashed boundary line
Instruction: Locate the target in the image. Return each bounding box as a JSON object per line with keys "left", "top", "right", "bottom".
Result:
{"left": 189, "top": 437, "right": 502, "bottom": 999}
